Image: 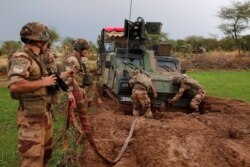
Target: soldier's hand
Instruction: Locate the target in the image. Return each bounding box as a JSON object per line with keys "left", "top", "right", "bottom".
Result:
{"left": 41, "top": 75, "right": 57, "bottom": 86}
{"left": 61, "top": 69, "right": 75, "bottom": 79}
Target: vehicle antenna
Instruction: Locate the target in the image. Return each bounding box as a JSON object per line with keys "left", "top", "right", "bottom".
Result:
{"left": 125, "top": 0, "right": 133, "bottom": 66}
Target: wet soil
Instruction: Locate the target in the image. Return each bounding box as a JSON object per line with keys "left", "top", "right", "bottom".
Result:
{"left": 80, "top": 96, "right": 250, "bottom": 167}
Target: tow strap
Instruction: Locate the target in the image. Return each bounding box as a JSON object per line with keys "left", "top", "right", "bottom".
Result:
{"left": 55, "top": 78, "right": 141, "bottom": 165}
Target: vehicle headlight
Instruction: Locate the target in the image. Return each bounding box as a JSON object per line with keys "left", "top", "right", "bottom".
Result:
{"left": 121, "top": 82, "right": 129, "bottom": 88}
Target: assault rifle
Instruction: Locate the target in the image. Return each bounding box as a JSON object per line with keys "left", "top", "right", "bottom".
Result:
{"left": 47, "top": 67, "right": 69, "bottom": 94}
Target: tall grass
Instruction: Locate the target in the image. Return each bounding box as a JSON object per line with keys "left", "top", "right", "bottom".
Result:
{"left": 188, "top": 71, "right": 250, "bottom": 103}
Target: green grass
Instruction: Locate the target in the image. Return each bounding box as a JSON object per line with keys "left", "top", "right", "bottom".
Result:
{"left": 0, "top": 71, "right": 250, "bottom": 166}
{"left": 188, "top": 71, "right": 250, "bottom": 103}
{"left": 0, "top": 88, "right": 69, "bottom": 166}
{"left": 0, "top": 88, "right": 19, "bottom": 167}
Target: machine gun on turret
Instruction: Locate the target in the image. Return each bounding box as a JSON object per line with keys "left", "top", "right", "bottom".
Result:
{"left": 124, "top": 17, "right": 162, "bottom": 48}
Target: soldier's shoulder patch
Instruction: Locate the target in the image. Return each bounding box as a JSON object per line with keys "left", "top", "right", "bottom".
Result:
{"left": 12, "top": 65, "right": 24, "bottom": 74}
{"left": 9, "top": 57, "right": 30, "bottom": 75}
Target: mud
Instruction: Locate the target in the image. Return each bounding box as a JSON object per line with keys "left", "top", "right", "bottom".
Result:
{"left": 80, "top": 96, "right": 250, "bottom": 167}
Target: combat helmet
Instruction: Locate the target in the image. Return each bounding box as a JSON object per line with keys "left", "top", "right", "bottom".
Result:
{"left": 73, "top": 38, "right": 89, "bottom": 51}
{"left": 20, "top": 22, "right": 50, "bottom": 42}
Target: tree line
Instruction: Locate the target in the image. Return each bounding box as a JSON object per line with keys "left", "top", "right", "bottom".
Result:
{"left": 0, "top": 0, "right": 250, "bottom": 56}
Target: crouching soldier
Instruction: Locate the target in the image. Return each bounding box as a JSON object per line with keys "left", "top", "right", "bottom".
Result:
{"left": 168, "top": 75, "right": 206, "bottom": 112}
{"left": 129, "top": 69, "right": 157, "bottom": 118}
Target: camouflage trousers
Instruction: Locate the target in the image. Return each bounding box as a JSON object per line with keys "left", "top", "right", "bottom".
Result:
{"left": 17, "top": 111, "right": 53, "bottom": 167}
{"left": 131, "top": 86, "right": 152, "bottom": 118}
{"left": 190, "top": 88, "right": 206, "bottom": 111}
{"left": 84, "top": 81, "right": 97, "bottom": 104}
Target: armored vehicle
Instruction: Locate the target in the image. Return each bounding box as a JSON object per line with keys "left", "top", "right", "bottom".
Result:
{"left": 97, "top": 17, "right": 189, "bottom": 113}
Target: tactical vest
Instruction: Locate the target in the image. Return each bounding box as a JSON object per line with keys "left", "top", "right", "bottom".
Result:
{"left": 9, "top": 49, "right": 48, "bottom": 98}
{"left": 65, "top": 55, "right": 93, "bottom": 87}
{"left": 183, "top": 77, "right": 201, "bottom": 97}
{"left": 9, "top": 49, "right": 49, "bottom": 116}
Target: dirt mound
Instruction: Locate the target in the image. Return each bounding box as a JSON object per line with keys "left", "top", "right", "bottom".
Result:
{"left": 79, "top": 97, "right": 250, "bottom": 167}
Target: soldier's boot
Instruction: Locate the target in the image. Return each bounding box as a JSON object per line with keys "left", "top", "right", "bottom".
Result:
{"left": 133, "top": 103, "right": 140, "bottom": 116}
{"left": 145, "top": 110, "right": 153, "bottom": 119}
{"left": 190, "top": 104, "right": 199, "bottom": 112}
{"left": 144, "top": 104, "right": 153, "bottom": 118}
{"left": 133, "top": 109, "right": 140, "bottom": 116}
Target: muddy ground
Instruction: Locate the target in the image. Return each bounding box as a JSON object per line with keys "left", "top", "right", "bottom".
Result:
{"left": 1, "top": 57, "right": 249, "bottom": 167}
{"left": 79, "top": 96, "right": 250, "bottom": 167}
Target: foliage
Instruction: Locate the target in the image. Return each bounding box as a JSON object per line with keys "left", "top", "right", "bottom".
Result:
{"left": 181, "top": 51, "right": 250, "bottom": 70}
{"left": 88, "top": 41, "right": 98, "bottom": 54}
{"left": 241, "top": 34, "right": 250, "bottom": 51}
{"left": 61, "top": 37, "right": 74, "bottom": 54}
{"left": 48, "top": 27, "right": 60, "bottom": 43}
{"left": 147, "top": 32, "right": 170, "bottom": 44}
{"left": 217, "top": 1, "right": 250, "bottom": 55}
{"left": 0, "top": 40, "right": 22, "bottom": 56}
{"left": 218, "top": 37, "right": 236, "bottom": 51}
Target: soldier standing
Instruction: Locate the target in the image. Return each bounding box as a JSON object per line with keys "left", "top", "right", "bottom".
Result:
{"left": 7, "top": 22, "right": 72, "bottom": 166}
{"left": 64, "top": 38, "right": 93, "bottom": 105}
{"left": 129, "top": 69, "right": 157, "bottom": 118}
{"left": 168, "top": 75, "right": 206, "bottom": 112}
{"left": 40, "top": 43, "right": 60, "bottom": 119}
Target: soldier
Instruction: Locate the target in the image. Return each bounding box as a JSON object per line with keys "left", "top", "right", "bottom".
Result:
{"left": 129, "top": 69, "right": 157, "bottom": 118}
{"left": 64, "top": 38, "right": 93, "bottom": 105}
{"left": 7, "top": 22, "right": 72, "bottom": 166}
{"left": 168, "top": 75, "right": 206, "bottom": 112}
{"left": 40, "top": 43, "right": 60, "bottom": 119}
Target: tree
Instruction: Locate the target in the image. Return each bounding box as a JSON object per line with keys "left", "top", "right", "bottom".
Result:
{"left": 0, "top": 40, "right": 22, "bottom": 56}
{"left": 48, "top": 27, "right": 60, "bottom": 43}
{"left": 147, "top": 32, "right": 170, "bottom": 44}
{"left": 217, "top": 1, "right": 250, "bottom": 56}
{"left": 88, "top": 41, "right": 97, "bottom": 54}
{"left": 61, "top": 37, "right": 74, "bottom": 54}
{"left": 241, "top": 34, "right": 250, "bottom": 51}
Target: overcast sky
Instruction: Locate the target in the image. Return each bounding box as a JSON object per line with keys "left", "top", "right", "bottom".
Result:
{"left": 0, "top": 0, "right": 248, "bottom": 44}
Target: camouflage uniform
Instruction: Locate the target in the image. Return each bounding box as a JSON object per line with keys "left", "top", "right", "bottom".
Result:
{"left": 64, "top": 38, "right": 89, "bottom": 87}
{"left": 65, "top": 38, "right": 94, "bottom": 103}
{"left": 169, "top": 76, "right": 206, "bottom": 112}
{"left": 40, "top": 48, "right": 60, "bottom": 121}
{"left": 129, "top": 70, "right": 157, "bottom": 118}
{"left": 7, "top": 22, "right": 53, "bottom": 166}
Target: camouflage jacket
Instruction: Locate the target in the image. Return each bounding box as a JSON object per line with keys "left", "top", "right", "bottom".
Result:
{"left": 8, "top": 48, "right": 48, "bottom": 99}
{"left": 64, "top": 52, "right": 87, "bottom": 88}
{"left": 170, "top": 77, "right": 204, "bottom": 103}
{"left": 129, "top": 72, "right": 157, "bottom": 98}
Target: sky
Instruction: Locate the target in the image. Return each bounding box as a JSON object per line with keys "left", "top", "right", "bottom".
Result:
{"left": 0, "top": 0, "right": 248, "bottom": 45}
